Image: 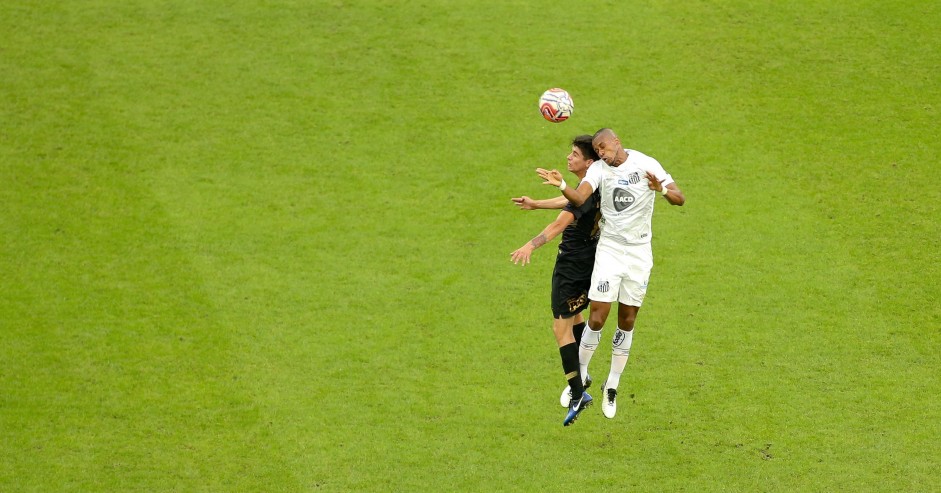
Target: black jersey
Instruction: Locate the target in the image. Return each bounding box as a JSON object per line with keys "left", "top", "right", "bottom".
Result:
{"left": 558, "top": 190, "right": 601, "bottom": 258}
{"left": 551, "top": 190, "right": 600, "bottom": 318}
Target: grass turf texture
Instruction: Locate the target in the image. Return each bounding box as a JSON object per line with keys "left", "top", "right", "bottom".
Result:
{"left": 1, "top": 0, "right": 939, "bottom": 491}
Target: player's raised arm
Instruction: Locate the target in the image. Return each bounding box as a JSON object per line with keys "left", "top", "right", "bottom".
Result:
{"left": 645, "top": 170, "right": 685, "bottom": 206}
{"left": 510, "top": 211, "right": 576, "bottom": 266}
{"left": 536, "top": 168, "right": 594, "bottom": 207}
{"left": 511, "top": 195, "right": 569, "bottom": 210}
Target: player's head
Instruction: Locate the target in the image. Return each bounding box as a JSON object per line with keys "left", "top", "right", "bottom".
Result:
{"left": 592, "top": 128, "right": 625, "bottom": 166}
{"left": 567, "top": 135, "right": 599, "bottom": 175}
{"left": 572, "top": 135, "right": 599, "bottom": 161}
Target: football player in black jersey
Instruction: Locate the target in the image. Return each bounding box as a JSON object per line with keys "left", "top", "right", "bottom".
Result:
{"left": 511, "top": 135, "right": 601, "bottom": 426}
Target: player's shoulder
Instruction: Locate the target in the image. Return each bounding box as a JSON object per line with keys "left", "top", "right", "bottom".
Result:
{"left": 626, "top": 148, "right": 656, "bottom": 162}
{"left": 584, "top": 160, "right": 604, "bottom": 179}
{"left": 626, "top": 149, "right": 663, "bottom": 169}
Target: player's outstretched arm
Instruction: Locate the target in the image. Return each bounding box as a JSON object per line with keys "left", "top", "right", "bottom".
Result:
{"left": 535, "top": 168, "right": 593, "bottom": 206}
{"left": 510, "top": 211, "right": 575, "bottom": 265}
{"left": 645, "top": 171, "right": 685, "bottom": 206}
{"left": 511, "top": 195, "right": 568, "bottom": 210}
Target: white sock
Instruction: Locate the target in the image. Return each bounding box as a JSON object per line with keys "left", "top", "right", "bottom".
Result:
{"left": 578, "top": 326, "right": 602, "bottom": 382}
{"left": 606, "top": 328, "right": 634, "bottom": 390}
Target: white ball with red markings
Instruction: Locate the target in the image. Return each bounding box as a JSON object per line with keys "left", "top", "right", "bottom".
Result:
{"left": 539, "top": 88, "right": 574, "bottom": 123}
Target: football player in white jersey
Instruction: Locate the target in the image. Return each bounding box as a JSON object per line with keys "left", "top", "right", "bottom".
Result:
{"left": 536, "top": 128, "right": 685, "bottom": 419}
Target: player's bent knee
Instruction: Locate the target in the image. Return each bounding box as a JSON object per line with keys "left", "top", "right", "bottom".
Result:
{"left": 588, "top": 314, "right": 606, "bottom": 330}
{"left": 617, "top": 315, "right": 636, "bottom": 331}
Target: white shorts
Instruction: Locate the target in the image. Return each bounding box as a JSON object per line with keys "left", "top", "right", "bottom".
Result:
{"left": 588, "top": 240, "right": 653, "bottom": 306}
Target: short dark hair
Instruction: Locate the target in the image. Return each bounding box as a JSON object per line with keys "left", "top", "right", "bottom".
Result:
{"left": 572, "top": 135, "right": 599, "bottom": 161}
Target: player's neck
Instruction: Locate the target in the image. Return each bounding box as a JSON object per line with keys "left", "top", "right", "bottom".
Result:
{"left": 610, "top": 152, "right": 628, "bottom": 167}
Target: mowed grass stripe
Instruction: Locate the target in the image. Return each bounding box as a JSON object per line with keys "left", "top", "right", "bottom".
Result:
{"left": 1, "top": 3, "right": 307, "bottom": 490}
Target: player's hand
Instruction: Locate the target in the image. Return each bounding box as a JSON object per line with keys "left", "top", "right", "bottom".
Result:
{"left": 645, "top": 171, "right": 663, "bottom": 192}
{"left": 512, "top": 196, "right": 537, "bottom": 210}
{"left": 536, "top": 168, "right": 563, "bottom": 187}
{"left": 510, "top": 244, "right": 534, "bottom": 265}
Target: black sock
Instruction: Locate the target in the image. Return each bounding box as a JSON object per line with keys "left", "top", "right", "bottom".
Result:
{"left": 573, "top": 322, "right": 586, "bottom": 346}
{"left": 559, "top": 343, "right": 583, "bottom": 400}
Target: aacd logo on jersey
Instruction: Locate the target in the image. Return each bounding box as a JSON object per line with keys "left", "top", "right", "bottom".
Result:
{"left": 612, "top": 188, "right": 636, "bottom": 212}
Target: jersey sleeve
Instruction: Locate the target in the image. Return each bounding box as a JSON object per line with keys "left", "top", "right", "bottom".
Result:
{"left": 646, "top": 157, "right": 674, "bottom": 188}
{"left": 583, "top": 161, "right": 603, "bottom": 191}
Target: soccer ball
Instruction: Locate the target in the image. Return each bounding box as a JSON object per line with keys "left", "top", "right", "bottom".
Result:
{"left": 539, "top": 88, "right": 574, "bottom": 123}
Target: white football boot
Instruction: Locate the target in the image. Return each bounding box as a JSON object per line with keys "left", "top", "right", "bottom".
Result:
{"left": 601, "top": 382, "right": 617, "bottom": 418}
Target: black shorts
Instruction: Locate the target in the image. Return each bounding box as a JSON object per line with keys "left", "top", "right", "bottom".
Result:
{"left": 551, "top": 252, "right": 594, "bottom": 319}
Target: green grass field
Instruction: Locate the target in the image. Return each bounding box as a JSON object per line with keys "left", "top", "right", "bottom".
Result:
{"left": 2, "top": 1, "right": 939, "bottom": 491}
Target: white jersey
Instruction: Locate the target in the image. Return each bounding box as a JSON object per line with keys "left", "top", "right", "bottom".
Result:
{"left": 583, "top": 149, "right": 674, "bottom": 246}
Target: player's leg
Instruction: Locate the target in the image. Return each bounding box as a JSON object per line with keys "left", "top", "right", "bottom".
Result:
{"left": 602, "top": 303, "right": 637, "bottom": 418}
{"left": 583, "top": 243, "right": 618, "bottom": 385}
{"left": 562, "top": 249, "right": 603, "bottom": 425}
{"left": 587, "top": 300, "right": 610, "bottom": 331}
{"left": 579, "top": 300, "right": 608, "bottom": 383}
{"left": 552, "top": 315, "right": 584, "bottom": 408}
{"left": 602, "top": 244, "right": 651, "bottom": 419}
{"left": 616, "top": 303, "right": 639, "bottom": 330}
{"left": 557, "top": 311, "right": 594, "bottom": 426}
{"left": 609, "top": 302, "right": 638, "bottom": 389}
{"left": 557, "top": 305, "right": 592, "bottom": 426}
{"left": 569, "top": 255, "right": 592, "bottom": 383}
{"left": 551, "top": 264, "right": 590, "bottom": 409}
{"left": 572, "top": 311, "right": 586, "bottom": 346}
{"left": 552, "top": 316, "right": 577, "bottom": 346}
{"left": 559, "top": 309, "right": 594, "bottom": 407}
